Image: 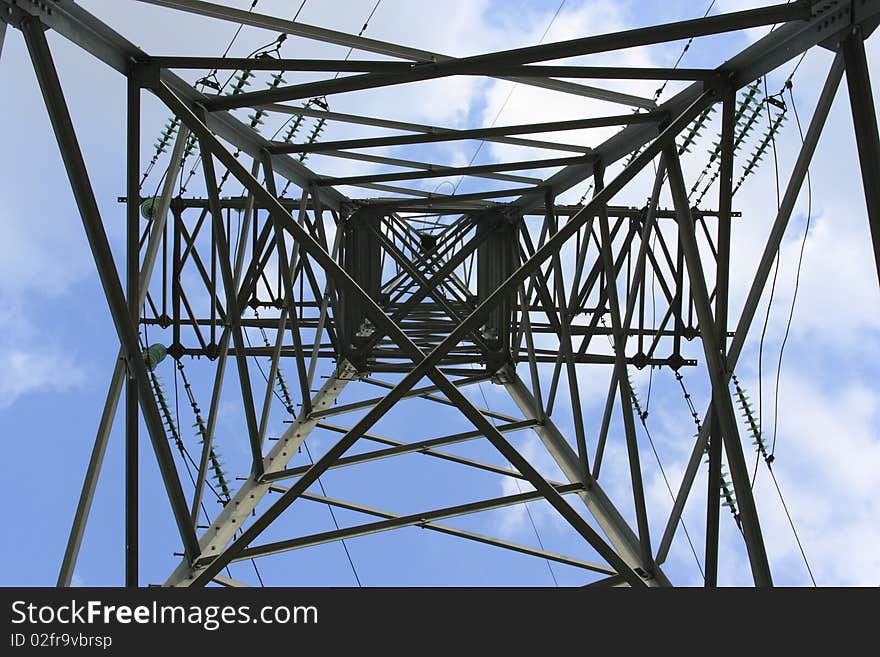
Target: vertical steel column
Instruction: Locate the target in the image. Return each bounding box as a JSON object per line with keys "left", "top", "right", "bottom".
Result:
{"left": 656, "top": 56, "right": 844, "bottom": 566}
{"left": 842, "top": 27, "right": 880, "bottom": 287}
{"left": 22, "top": 17, "right": 200, "bottom": 563}
{"left": 125, "top": 73, "right": 140, "bottom": 588}
{"left": 664, "top": 145, "right": 772, "bottom": 586}
{"left": 57, "top": 125, "right": 190, "bottom": 587}
{"left": 705, "top": 89, "right": 735, "bottom": 587}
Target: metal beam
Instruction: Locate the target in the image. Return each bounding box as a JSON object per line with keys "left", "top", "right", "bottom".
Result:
{"left": 269, "top": 113, "right": 662, "bottom": 154}
{"left": 705, "top": 89, "right": 735, "bottom": 587}
{"left": 656, "top": 54, "right": 844, "bottom": 566}
{"left": 315, "top": 155, "right": 590, "bottom": 188}
{"left": 57, "top": 124, "right": 190, "bottom": 587}
{"left": 272, "top": 487, "right": 616, "bottom": 576}
{"left": 842, "top": 27, "right": 880, "bottom": 286}
{"left": 135, "top": 0, "right": 656, "bottom": 107}
{"left": 264, "top": 420, "right": 540, "bottom": 483}
{"left": 125, "top": 73, "right": 140, "bottom": 588}
{"left": 199, "top": 135, "right": 265, "bottom": 478}
{"left": 593, "top": 162, "right": 654, "bottom": 570}
{"left": 226, "top": 484, "right": 586, "bottom": 562}
{"left": 165, "top": 361, "right": 357, "bottom": 585}
{"left": 259, "top": 105, "right": 592, "bottom": 156}
{"left": 22, "top": 17, "right": 200, "bottom": 564}
{"left": 664, "top": 145, "right": 772, "bottom": 587}
{"left": 503, "top": 370, "right": 671, "bottom": 587}
{"left": 198, "top": 1, "right": 808, "bottom": 112}
{"left": 151, "top": 56, "right": 715, "bottom": 81}
{"left": 190, "top": 159, "right": 258, "bottom": 524}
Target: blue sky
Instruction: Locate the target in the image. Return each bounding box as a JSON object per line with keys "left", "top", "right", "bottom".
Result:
{"left": 0, "top": 0, "right": 878, "bottom": 587}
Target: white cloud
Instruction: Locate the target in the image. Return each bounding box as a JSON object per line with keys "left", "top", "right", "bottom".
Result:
{"left": 0, "top": 312, "right": 86, "bottom": 408}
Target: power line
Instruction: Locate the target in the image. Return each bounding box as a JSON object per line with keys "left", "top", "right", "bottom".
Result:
{"left": 753, "top": 75, "right": 785, "bottom": 488}
{"left": 598, "top": 319, "right": 705, "bottom": 578}
{"left": 447, "top": 0, "right": 567, "bottom": 195}
{"left": 651, "top": 0, "right": 717, "bottom": 104}
{"left": 767, "top": 464, "right": 818, "bottom": 586}
{"left": 243, "top": 321, "right": 364, "bottom": 587}
{"left": 771, "top": 82, "right": 810, "bottom": 457}
{"left": 474, "top": 375, "right": 559, "bottom": 587}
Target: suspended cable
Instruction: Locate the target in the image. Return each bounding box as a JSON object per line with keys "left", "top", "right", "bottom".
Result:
{"left": 771, "top": 82, "right": 810, "bottom": 457}
{"left": 597, "top": 317, "right": 704, "bottom": 577}
{"left": 447, "top": 0, "right": 566, "bottom": 195}
{"left": 243, "top": 319, "right": 364, "bottom": 587}
{"left": 753, "top": 75, "right": 785, "bottom": 486}
{"left": 650, "top": 0, "right": 717, "bottom": 104}
{"left": 733, "top": 374, "right": 817, "bottom": 586}
{"left": 474, "top": 374, "right": 559, "bottom": 587}
{"left": 767, "top": 465, "right": 818, "bottom": 586}
{"left": 333, "top": 0, "right": 382, "bottom": 81}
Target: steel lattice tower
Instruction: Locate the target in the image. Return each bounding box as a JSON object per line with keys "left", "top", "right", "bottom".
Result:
{"left": 2, "top": 0, "right": 878, "bottom": 587}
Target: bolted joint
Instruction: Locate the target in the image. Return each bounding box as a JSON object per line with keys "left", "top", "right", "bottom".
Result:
{"left": 128, "top": 60, "right": 160, "bottom": 90}
{"left": 2, "top": 3, "right": 49, "bottom": 29}
{"left": 706, "top": 68, "right": 735, "bottom": 96}
{"left": 121, "top": 354, "right": 138, "bottom": 381}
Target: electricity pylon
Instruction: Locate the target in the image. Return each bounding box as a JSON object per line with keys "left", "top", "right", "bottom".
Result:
{"left": 2, "top": 0, "right": 878, "bottom": 587}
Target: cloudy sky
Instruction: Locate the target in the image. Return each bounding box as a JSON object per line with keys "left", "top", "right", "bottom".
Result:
{"left": 0, "top": 0, "right": 877, "bottom": 587}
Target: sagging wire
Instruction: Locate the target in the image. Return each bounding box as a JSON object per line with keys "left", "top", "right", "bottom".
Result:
{"left": 770, "top": 81, "right": 808, "bottom": 459}
{"left": 755, "top": 75, "right": 786, "bottom": 489}
{"left": 625, "top": 367, "right": 704, "bottom": 578}
{"left": 596, "top": 316, "right": 704, "bottom": 577}
{"left": 738, "top": 78, "right": 818, "bottom": 587}
{"left": 243, "top": 315, "right": 364, "bottom": 587}
{"left": 447, "top": 0, "right": 566, "bottom": 196}
{"left": 473, "top": 372, "right": 559, "bottom": 587}
{"left": 673, "top": 370, "right": 742, "bottom": 531}
{"left": 733, "top": 374, "right": 817, "bottom": 586}
{"left": 333, "top": 0, "right": 382, "bottom": 81}
{"left": 623, "top": 0, "right": 717, "bottom": 167}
